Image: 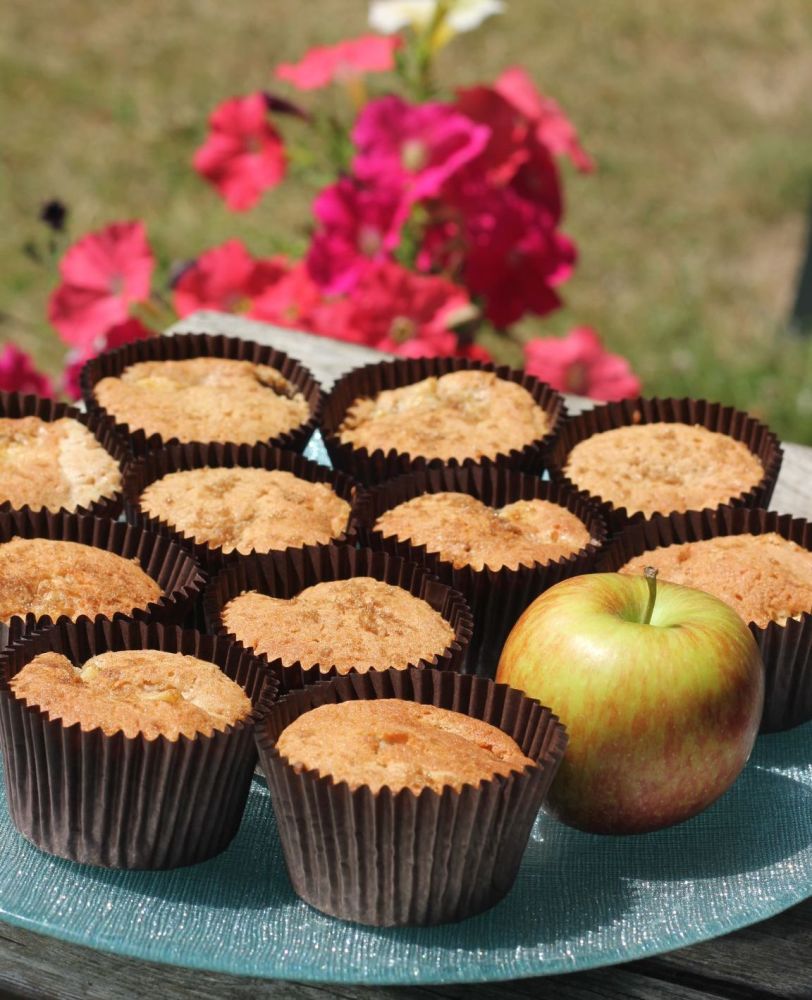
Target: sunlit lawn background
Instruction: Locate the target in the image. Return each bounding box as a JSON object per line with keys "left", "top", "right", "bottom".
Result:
{"left": 3, "top": 0, "right": 812, "bottom": 441}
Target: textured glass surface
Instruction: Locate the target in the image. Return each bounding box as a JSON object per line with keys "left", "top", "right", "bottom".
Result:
{"left": 0, "top": 433, "right": 809, "bottom": 984}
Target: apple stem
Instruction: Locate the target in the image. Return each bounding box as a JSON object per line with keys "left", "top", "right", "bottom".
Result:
{"left": 643, "top": 566, "right": 658, "bottom": 625}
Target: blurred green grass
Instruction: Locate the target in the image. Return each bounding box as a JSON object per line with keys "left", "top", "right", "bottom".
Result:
{"left": 2, "top": 0, "right": 812, "bottom": 440}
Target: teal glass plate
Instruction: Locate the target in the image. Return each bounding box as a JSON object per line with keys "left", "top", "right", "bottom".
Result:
{"left": 0, "top": 725, "right": 810, "bottom": 984}
{"left": 0, "top": 434, "right": 809, "bottom": 984}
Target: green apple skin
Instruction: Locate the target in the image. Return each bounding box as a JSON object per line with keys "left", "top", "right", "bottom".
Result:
{"left": 495, "top": 573, "right": 764, "bottom": 835}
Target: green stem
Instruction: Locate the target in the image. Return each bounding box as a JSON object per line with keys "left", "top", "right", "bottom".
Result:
{"left": 642, "top": 566, "right": 658, "bottom": 625}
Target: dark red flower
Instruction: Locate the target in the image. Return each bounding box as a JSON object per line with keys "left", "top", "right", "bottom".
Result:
{"left": 47, "top": 221, "right": 154, "bottom": 348}
{"left": 276, "top": 35, "right": 401, "bottom": 90}
{"left": 495, "top": 67, "right": 594, "bottom": 172}
{"left": 453, "top": 185, "right": 575, "bottom": 327}
{"left": 173, "top": 240, "right": 288, "bottom": 316}
{"left": 193, "top": 93, "right": 286, "bottom": 211}
{"left": 524, "top": 327, "right": 640, "bottom": 400}
{"left": 0, "top": 344, "right": 53, "bottom": 396}
{"left": 306, "top": 178, "right": 404, "bottom": 294}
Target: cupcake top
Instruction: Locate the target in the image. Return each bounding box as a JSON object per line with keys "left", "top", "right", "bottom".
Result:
{"left": 277, "top": 699, "right": 534, "bottom": 793}
{"left": 139, "top": 467, "right": 351, "bottom": 555}
{"left": 619, "top": 533, "right": 812, "bottom": 628}
{"left": 0, "top": 537, "right": 162, "bottom": 622}
{"left": 338, "top": 370, "right": 551, "bottom": 463}
{"left": 93, "top": 357, "right": 310, "bottom": 445}
{"left": 221, "top": 577, "right": 455, "bottom": 673}
{"left": 563, "top": 423, "right": 764, "bottom": 517}
{"left": 9, "top": 649, "right": 251, "bottom": 740}
{"left": 374, "top": 492, "right": 592, "bottom": 571}
{"left": 0, "top": 416, "right": 121, "bottom": 512}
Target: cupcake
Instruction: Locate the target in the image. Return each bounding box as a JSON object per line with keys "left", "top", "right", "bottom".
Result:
{"left": 0, "top": 620, "right": 277, "bottom": 867}
{"left": 0, "top": 392, "right": 126, "bottom": 517}
{"left": 123, "top": 442, "right": 361, "bottom": 571}
{"left": 548, "top": 398, "right": 782, "bottom": 530}
{"left": 321, "top": 358, "right": 565, "bottom": 485}
{"left": 256, "top": 667, "right": 567, "bottom": 925}
{"left": 0, "top": 510, "right": 205, "bottom": 650}
{"left": 81, "top": 333, "right": 322, "bottom": 456}
{"left": 205, "top": 544, "right": 472, "bottom": 690}
{"left": 353, "top": 466, "right": 606, "bottom": 677}
{"left": 600, "top": 506, "right": 812, "bottom": 732}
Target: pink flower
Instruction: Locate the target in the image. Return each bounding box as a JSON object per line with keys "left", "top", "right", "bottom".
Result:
{"left": 495, "top": 67, "right": 594, "bottom": 173}
{"left": 0, "top": 344, "right": 52, "bottom": 397}
{"left": 276, "top": 35, "right": 401, "bottom": 90}
{"left": 173, "top": 239, "right": 288, "bottom": 316}
{"left": 352, "top": 96, "right": 490, "bottom": 206}
{"left": 47, "top": 221, "right": 154, "bottom": 348}
{"left": 193, "top": 93, "right": 286, "bottom": 211}
{"left": 306, "top": 178, "right": 403, "bottom": 294}
{"left": 453, "top": 85, "right": 531, "bottom": 186}
{"left": 443, "top": 185, "right": 575, "bottom": 327}
{"left": 524, "top": 327, "right": 640, "bottom": 400}
{"left": 249, "top": 261, "right": 333, "bottom": 331}
{"left": 332, "top": 261, "right": 473, "bottom": 357}
{"left": 61, "top": 318, "right": 153, "bottom": 400}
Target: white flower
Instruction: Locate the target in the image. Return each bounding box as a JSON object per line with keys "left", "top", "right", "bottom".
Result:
{"left": 369, "top": 0, "right": 505, "bottom": 35}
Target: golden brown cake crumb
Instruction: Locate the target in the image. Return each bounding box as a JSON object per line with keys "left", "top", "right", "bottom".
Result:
{"left": 277, "top": 699, "right": 534, "bottom": 793}
{"left": 619, "top": 533, "right": 812, "bottom": 628}
{"left": 0, "top": 537, "right": 162, "bottom": 622}
{"left": 10, "top": 650, "right": 251, "bottom": 740}
{"left": 94, "top": 357, "right": 310, "bottom": 445}
{"left": 221, "top": 577, "right": 455, "bottom": 673}
{"left": 563, "top": 423, "right": 764, "bottom": 517}
{"left": 0, "top": 416, "right": 121, "bottom": 511}
{"left": 375, "top": 492, "right": 591, "bottom": 571}
{"left": 139, "top": 467, "right": 351, "bottom": 554}
{"left": 338, "top": 370, "right": 550, "bottom": 462}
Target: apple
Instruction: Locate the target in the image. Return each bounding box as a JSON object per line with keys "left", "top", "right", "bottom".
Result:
{"left": 495, "top": 570, "right": 764, "bottom": 834}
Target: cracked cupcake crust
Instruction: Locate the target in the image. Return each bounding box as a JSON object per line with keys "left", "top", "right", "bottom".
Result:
{"left": 338, "top": 370, "right": 551, "bottom": 463}
{"left": 0, "top": 537, "right": 162, "bottom": 623}
{"left": 9, "top": 649, "right": 252, "bottom": 740}
{"left": 94, "top": 357, "right": 310, "bottom": 445}
{"left": 0, "top": 416, "right": 121, "bottom": 512}
{"left": 221, "top": 577, "right": 455, "bottom": 673}
{"left": 374, "top": 492, "right": 592, "bottom": 571}
{"left": 619, "top": 532, "right": 812, "bottom": 628}
{"left": 277, "top": 699, "right": 535, "bottom": 794}
{"left": 139, "top": 466, "right": 351, "bottom": 555}
{"left": 563, "top": 423, "right": 764, "bottom": 517}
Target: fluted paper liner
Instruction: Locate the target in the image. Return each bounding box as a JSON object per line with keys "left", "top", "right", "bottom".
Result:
{"left": 255, "top": 666, "right": 567, "bottom": 925}
{"left": 204, "top": 544, "right": 473, "bottom": 690}
{"left": 0, "top": 620, "right": 278, "bottom": 868}
{"left": 0, "top": 510, "right": 206, "bottom": 651}
{"left": 600, "top": 506, "right": 812, "bottom": 733}
{"left": 79, "top": 332, "right": 323, "bottom": 457}
{"left": 353, "top": 466, "right": 608, "bottom": 677}
{"left": 0, "top": 391, "right": 128, "bottom": 520}
{"left": 320, "top": 357, "right": 566, "bottom": 485}
{"left": 123, "top": 442, "right": 365, "bottom": 573}
{"left": 548, "top": 397, "right": 783, "bottom": 533}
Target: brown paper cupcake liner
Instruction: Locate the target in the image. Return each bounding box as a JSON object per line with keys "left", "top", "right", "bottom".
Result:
{"left": 320, "top": 357, "right": 566, "bottom": 486}
{"left": 547, "top": 397, "right": 783, "bottom": 533}
{"left": 79, "top": 332, "right": 323, "bottom": 458}
{"left": 0, "top": 390, "right": 129, "bottom": 520}
{"left": 0, "top": 620, "right": 278, "bottom": 868}
{"left": 255, "top": 666, "right": 567, "bottom": 926}
{"left": 0, "top": 510, "right": 206, "bottom": 651}
{"left": 352, "top": 466, "right": 608, "bottom": 678}
{"left": 204, "top": 544, "right": 473, "bottom": 690}
{"left": 599, "top": 506, "right": 812, "bottom": 733}
{"left": 122, "top": 442, "right": 366, "bottom": 574}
